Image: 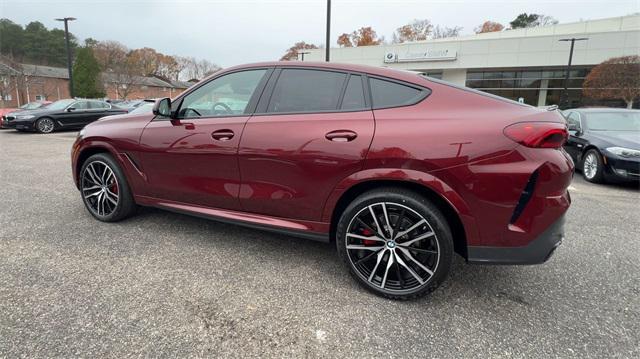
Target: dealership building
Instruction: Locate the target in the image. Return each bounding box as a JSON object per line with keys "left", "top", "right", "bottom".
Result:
{"left": 304, "top": 15, "right": 640, "bottom": 107}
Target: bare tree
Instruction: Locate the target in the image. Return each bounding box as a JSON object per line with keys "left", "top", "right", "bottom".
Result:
{"left": 431, "top": 25, "right": 463, "bottom": 39}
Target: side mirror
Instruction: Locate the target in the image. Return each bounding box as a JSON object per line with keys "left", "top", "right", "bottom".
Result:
{"left": 152, "top": 97, "right": 172, "bottom": 117}
{"left": 66, "top": 107, "right": 76, "bottom": 112}
{"left": 567, "top": 123, "right": 581, "bottom": 135}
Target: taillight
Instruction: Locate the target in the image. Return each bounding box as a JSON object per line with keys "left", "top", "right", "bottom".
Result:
{"left": 503, "top": 122, "right": 568, "bottom": 149}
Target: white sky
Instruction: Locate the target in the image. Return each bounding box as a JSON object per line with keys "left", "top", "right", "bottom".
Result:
{"left": 1, "top": 0, "right": 638, "bottom": 67}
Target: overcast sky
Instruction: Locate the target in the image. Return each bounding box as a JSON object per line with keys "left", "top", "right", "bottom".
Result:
{"left": 1, "top": 0, "right": 638, "bottom": 67}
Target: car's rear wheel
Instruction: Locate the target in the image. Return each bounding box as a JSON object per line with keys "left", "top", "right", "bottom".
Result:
{"left": 35, "top": 117, "right": 55, "bottom": 133}
{"left": 582, "top": 149, "right": 604, "bottom": 183}
{"left": 80, "top": 153, "right": 137, "bottom": 222}
{"left": 336, "top": 188, "right": 453, "bottom": 300}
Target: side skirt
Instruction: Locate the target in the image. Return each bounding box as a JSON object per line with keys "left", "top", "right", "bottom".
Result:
{"left": 135, "top": 195, "right": 330, "bottom": 242}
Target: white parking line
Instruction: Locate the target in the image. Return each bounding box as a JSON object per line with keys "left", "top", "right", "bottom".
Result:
{"left": 568, "top": 185, "right": 578, "bottom": 191}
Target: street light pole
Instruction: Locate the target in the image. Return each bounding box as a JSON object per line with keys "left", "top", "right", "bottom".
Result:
{"left": 558, "top": 37, "right": 588, "bottom": 109}
{"left": 325, "top": 0, "right": 331, "bottom": 62}
{"left": 55, "top": 17, "right": 76, "bottom": 98}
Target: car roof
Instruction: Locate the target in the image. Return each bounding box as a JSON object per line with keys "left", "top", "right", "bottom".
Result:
{"left": 207, "top": 61, "right": 427, "bottom": 85}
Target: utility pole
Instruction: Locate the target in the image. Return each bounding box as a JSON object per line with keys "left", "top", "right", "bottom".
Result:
{"left": 558, "top": 37, "right": 588, "bottom": 109}
{"left": 325, "top": 0, "right": 331, "bottom": 62}
{"left": 55, "top": 17, "right": 76, "bottom": 98}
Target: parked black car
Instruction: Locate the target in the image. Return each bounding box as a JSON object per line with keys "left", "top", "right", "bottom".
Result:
{"left": 10, "top": 99, "right": 127, "bottom": 133}
{"left": 563, "top": 108, "right": 640, "bottom": 183}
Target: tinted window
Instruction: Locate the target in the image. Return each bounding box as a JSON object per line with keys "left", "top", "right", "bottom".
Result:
{"left": 566, "top": 112, "right": 580, "bottom": 127}
{"left": 90, "top": 101, "right": 109, "bottom": 109}
{"left": 369, "top": 78, "right": 424, "bottom": 109}
{"left": 267, "top": 69, "right": 347, "bottom": 113}
{"left": 72, "top": 101, "right": 90, "bottom": 110}
{"left": 340, "top": 75, "right": 366, "bottom": 110}
{"left": 178, "top": 69, "right": 267, "bottom": 118}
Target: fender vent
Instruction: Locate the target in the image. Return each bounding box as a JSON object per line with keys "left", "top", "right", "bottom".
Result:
{"left": 510, "top": 170, "right": 539, "bottom": 224}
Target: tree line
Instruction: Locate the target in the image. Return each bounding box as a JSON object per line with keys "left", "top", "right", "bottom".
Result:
{"left": 281, "top": 13, "right": 559, "bottom": 60}
{"left": 0, "top": 19, "right": 220, "bottom": 82}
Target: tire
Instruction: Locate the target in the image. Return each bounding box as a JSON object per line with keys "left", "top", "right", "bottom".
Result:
{"left": 582, "top": 149, "right": 605, "bottom": 183}
{"left": 35, "top": 117, "right": 56, "bottom": 133}
{"left": 79, "top": 153, "right": 137, "bottom": 222}
{"left": 336, "top": 187, "right": 453, "bottom": 300}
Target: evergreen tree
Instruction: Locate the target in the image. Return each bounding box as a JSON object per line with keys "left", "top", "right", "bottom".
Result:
{"left": 72, "top": 47, "right": 105, "bottom": 98}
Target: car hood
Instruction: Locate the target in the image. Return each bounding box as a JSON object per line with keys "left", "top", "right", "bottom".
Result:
{"left": 6, "top": 108, "right": 44, "bottom": 116}
{"left": 589, "top": 131, "right": 640, "bottom": 150}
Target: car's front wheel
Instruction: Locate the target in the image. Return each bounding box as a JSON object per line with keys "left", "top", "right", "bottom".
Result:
{"left": 336, "top": 188, "right": 453, "bottom": 300}
{"left": 35, "top": 117, "right": 55, "bottom": 133}
{"left": 79, "top": 153, "right": 137, "bottom": 222}
{"left": 582, "top": 149, "right": 605, "bottom": 183}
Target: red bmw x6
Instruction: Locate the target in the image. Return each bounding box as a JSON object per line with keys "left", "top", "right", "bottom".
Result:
{"left": 72, "top": 62, "right": 573, "bottom": 299}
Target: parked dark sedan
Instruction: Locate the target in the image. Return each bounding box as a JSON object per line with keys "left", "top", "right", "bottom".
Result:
{"left": 564, "top": 108, "right": 640, "bottom": 183}
{"left": 10, "top": 99, "right": 127, "bottom": 133}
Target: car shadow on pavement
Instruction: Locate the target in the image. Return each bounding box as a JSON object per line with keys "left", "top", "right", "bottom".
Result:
{"left": 130, "top": 206, "right": 540, "bottom": 303}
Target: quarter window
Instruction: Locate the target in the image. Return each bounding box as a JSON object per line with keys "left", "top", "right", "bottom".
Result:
{"left": 267, "top": 69, "right": 347, "bottom": 113}
{"left": 178, "top": 69, "right": 267, "bottom": 118}
{"left": 369, "top": 78, "right": 424, "bottom": 109}
{"left": 340, "top": 75, "right": 366, "bottom": 110}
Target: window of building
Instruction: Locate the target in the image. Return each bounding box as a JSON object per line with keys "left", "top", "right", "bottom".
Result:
{"left": 369, "top": 78, "right": 425, "bottom": 109}
{"left": 267, "top": 69, "right": 347, "bottom": 113}
{"left": 465, "top": 68, "right": 592, "bottom": 106}
{"left": 35, "top": 95, "right": 46, "bottom": 101}
{"left": 3, "top": 94, "right": 12, "bottom": 101}
{"left": 340, "top": 75, "right": 366, "bottom": 110}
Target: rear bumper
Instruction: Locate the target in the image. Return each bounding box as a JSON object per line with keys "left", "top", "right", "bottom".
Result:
{"left": 467, "top": 215, "right": 565, "bottom": 265}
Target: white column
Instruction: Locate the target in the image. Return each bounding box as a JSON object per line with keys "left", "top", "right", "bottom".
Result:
{"left": 441, "top": 69, "right": 468, "bottom": 86}
{"left": 537, "top": 79, "right": 548, "bottom": 107}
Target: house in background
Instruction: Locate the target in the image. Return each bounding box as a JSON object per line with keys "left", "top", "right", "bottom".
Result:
{"left": 0, "top": 61, "right": 190, "bottom": 108}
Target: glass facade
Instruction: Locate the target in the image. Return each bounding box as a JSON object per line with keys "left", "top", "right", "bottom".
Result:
{"left": 465, "top": 68, "right": 591, "bottom": 107}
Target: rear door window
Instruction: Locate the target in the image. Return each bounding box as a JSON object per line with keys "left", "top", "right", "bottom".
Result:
{"left": 267, "top": 69, "right": 347, "bottom": 113}
{"left": 340, "top": 75, "right": 367, "bottom": 110}
{"left": 369, "top": 78, "right": 425, "bottom": 109}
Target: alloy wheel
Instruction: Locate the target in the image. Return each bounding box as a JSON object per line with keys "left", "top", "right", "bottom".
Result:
{"left": 583, "top": 153, "right": 598, "bottom": 179}
{"left": 345, "top": 202, "right": 440, "bottom": 293}
{"left": 81, "top": 161, "right": 119, "bottom": 217}
{"left": 36, "top": 118, "right": 55, "bottom": 133}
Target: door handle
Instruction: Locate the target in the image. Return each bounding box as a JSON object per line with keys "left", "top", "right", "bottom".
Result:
{"left": 211, "top": 129, "right": 235, "bottom": 141}
{"left": 325, "top": 130, "right": 357, "bottom": 142}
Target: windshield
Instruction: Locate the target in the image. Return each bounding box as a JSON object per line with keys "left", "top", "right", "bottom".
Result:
{"left": 128, "top": 102, "right": 154, "bottom": 114}
{"left": 586, "top": 112, "right": 640, "bottom": 131}
{"left": 46, "top": 99, "right": 76, "bottom": 111}
{"left": 20, "top": 102, "right": 45, "bottom": 110}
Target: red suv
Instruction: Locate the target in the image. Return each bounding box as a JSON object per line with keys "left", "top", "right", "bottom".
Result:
{"left": 72, "top": 62, "right": 573, "bottom": 299}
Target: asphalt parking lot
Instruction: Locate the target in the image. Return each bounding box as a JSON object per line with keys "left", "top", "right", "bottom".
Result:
{"left": 1, "top": 130, "right": 639, "bottom": 358}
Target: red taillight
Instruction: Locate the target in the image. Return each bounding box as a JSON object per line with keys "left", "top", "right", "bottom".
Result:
{"left": 503, "top": 122, "right": 568, "bottom": 149}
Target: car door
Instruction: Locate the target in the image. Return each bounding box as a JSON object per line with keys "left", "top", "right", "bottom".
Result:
{"left": 564, "top": 111, "right": 588, "bottom": 162}
{"left": 238, "top": 68, "right": 375, "bottom": 221}
{"left": 87, "top": 101, "right": 113, "bottom": 124}
{"left": 56, "top": 100, "right": 91, "bottom": 127}
{"left": 138, "top": 68, "right": 272, "bottom": 210}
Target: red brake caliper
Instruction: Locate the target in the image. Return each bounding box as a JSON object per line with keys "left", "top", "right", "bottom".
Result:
{"left": 361, "top": 228, "right": 378, "bottom": 246}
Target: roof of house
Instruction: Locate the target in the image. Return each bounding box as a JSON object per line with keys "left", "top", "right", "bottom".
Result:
{"left": 0, "top": 62, "right": 190, "bottom": 89}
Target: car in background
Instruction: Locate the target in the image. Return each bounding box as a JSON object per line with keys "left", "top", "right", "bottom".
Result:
{"left": 564, "top": 108, "right": 640, "bottom": 183}
{"left": 0, "top": 101, "right": 52, "bottom": 129}
{"left": 11, "top": 99, "right": 127, "bottom": 133}
{"left": 116, "top": 99, "right": 147, "bottom": 111}
{"left": 72, "top": 61, "right": 573, "bottom": 300}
